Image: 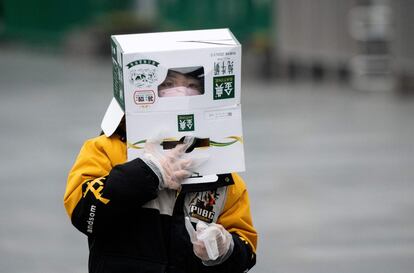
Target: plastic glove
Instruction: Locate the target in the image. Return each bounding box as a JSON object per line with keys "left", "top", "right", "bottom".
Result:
{"left": 185, "top": 217, "right": 234, "bottom": 266}
{"left": 141, "top": 136, "right": 195, "bottom": 190}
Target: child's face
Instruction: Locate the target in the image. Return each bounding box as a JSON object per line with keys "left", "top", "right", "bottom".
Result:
{"left": 158, "top": 71, "right": 203, "bottom": 97}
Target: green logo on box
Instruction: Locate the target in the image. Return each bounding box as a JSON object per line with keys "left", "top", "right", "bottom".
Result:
{"left": 213, "top": 75, "right": 235, "bottom": 100}
{"left": 178, "top": 114, "right": 195, "bottom": 132}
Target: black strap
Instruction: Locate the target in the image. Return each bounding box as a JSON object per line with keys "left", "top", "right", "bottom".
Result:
{"left": 161, "top": 137, "right": 210, "bottom": 153}
{"left": 181, "top": 174, "right": 234, "bottom": 193}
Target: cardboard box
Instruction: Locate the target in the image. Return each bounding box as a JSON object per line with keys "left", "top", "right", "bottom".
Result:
{"left": 111, "top": 29, "right": 245, "bottom": 179}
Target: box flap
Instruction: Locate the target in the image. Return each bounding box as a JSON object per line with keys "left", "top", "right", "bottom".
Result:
{"left": 113, "top": 29, "right": 238, "bottom": 53}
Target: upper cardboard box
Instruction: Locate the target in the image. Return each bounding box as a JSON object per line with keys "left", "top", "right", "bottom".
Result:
{"left": 111, "top": 29, "right": 245, "bottom": 176}
{"left": 111, "top": 28, "right": 241, "bottom": 114}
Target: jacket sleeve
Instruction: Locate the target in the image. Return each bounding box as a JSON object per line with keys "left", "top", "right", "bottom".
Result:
{"left": 215, "top": 173, "right": 258, "bottom": 272}
{"left": 63, "top": 136, "right": 160, "bottom": 236}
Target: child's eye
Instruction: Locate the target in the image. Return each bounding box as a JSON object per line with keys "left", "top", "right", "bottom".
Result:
{"left": 160, "top": 80, "right": 174, "bottom": 88}
{"left": 188, "top": 83, "right": 201, "bottom": 91}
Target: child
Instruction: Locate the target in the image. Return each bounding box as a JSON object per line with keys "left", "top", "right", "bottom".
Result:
{"left": 63, "top": 68, "right": 257, "bottom": 273}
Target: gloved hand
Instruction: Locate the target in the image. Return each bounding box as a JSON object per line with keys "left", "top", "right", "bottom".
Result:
{"left": 185, "top": 217, "right": 234, "bottom": 266}
{"left": 141, "top": 136, "right": 196, "bottom": 190}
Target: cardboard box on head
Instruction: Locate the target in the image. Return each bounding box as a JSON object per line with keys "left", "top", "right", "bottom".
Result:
{"left": 102, "top": 29, "right": 244, "bottom": 184}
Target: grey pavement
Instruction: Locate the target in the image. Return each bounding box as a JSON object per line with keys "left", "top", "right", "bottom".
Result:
{"left": 0, "top": 48, "right": 414, "bottom": 273}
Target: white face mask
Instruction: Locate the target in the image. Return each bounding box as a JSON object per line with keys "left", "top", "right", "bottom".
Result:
{"left": 159, "top": 86, "right": 201, "bottom": 97}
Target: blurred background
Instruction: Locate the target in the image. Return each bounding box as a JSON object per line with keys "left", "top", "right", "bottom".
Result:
{"left": 1, "top": 0, "right": 414, "bottom": 272}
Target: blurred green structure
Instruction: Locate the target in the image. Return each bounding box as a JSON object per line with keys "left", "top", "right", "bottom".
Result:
{"left": 158, "top": 0, "right": 273, "bottom": 48}
{"left": 0, "top": 0, "right": 132, "bottom": 43}
{"left": 0, "top": 0, "right": 273, "bottom": 51}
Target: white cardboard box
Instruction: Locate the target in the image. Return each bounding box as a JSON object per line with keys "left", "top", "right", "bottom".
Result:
{"left": 111, "top": 29, "right": 245, "bottom": 179}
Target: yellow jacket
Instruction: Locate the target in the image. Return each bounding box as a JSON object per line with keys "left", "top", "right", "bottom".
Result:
{"left": 64, "top": 134, "right": 257, "bottom": 273}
